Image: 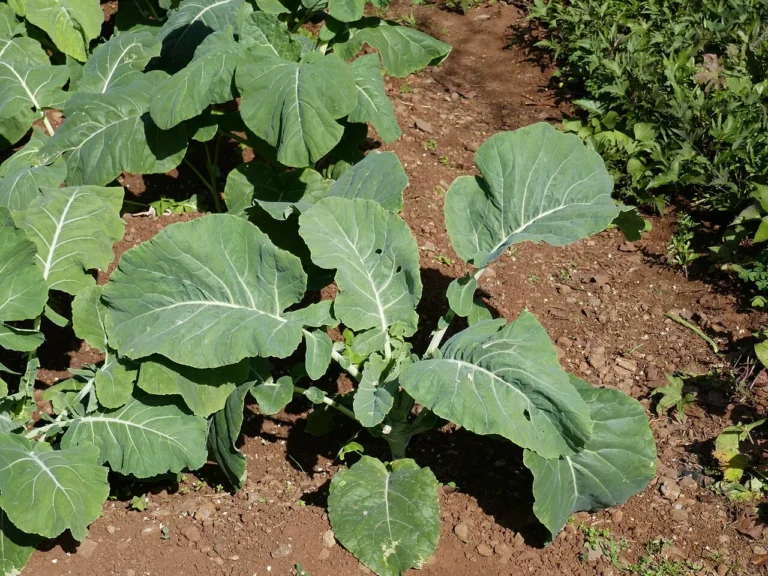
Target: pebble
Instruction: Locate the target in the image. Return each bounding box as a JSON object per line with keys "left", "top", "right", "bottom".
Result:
{"left": 679, "top": 476, "right": 698, "bottom": 490}
{"left": 556, "top": 336, "right": 572, "bottom": 349}
{"left": 323, "top": 529, "right": 336, "bottom": 548}
{"left": 610, "top": 509, "right": 624, "bottom": 524}
{"left": 464, "top": 141, "right": 480, "bottom": 153}
{"left": 106, "top": 525, "right": 116, "bottom": 535}
{"left": 670, "top": 509, "right": 689, "bottom": 522}
{"left": 195, "top": 503, "right": 216, "bottom": 521}
{"left": 421, "top": 241, "right": 436, "bottom": 252}
{"left": 494, "top": 543, "right": 511, "bottom": 559}
{"left": 454, "top": 522, "right": 469, "bottom": 542}
{"left": 587, "top": 548, "right": 603, "bottom": 562}
{"left": 126, "top": 571, "right": 136, "bottom": 576}
{"left": 415, "top": 119, "right": 434, "bottom": 133}
{"left": 141, "top": 526, "right": 157, "bottom": 537}
{"left": 213, "top": 542, "right": 227, "bottom": 555}
{"left": 660, "top": 479, "right": 681, "bottom": 501}
{"left": 754, "top": 545, "right": 768, "bottom": 555}
{"left": 318, "top": 549, "right": 330, "bottom": 561}
{"left": 476, "top": 543, "right": 493, "bottom": 557}
{"left": 181, "top": 525, "right": 201, "bottom": 543}
{"left": 77, "top": 539, "right": 98, "bottom": 559}
{"left": 588, "top": 347, "right": 607, "bottom": 369}
{"left": 615, "top": 357, "right": 637, "bottom": 372}
{"left": 214, "top": 557, "right": 224, "bottom": 566}
{"left": 271, "top": 543, "right": 293, "bottom": 558}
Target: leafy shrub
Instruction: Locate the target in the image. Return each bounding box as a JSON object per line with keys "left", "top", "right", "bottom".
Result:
{"left": 0, "top": 0, "right": 655, "bottom": 572}
{"left": 530, "top": 0, "right": 768, "bottom": 214}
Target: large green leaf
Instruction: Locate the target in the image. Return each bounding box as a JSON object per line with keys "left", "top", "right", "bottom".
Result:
{"left": 150, "top": 29, "right": 241, "bottom": 129}
{"left": 524, "top": 376, "right": 656, "bottom": 540}
{"left": 0, "top": 434, "right": 109, "bottom": 540}
{"left": 0, "top": 129, "right": 67, "bottom": 216}
{"left": 76, "top": 30, "right": 161, "bottom": 93}
{"left": 299, "top": 197, "right": 422, "bottom": 337}
{"left": 347, "top": 54, "right": 400, "bottom": 143}
{"left": 326, "top": 152, "right": 407, "bottom": 212}
{"left": 0, "top": 36, "right": 50, "bottom": 66}
{"left": 43, "top": 72, "right": 188, "bottom": 186}
{"left": 24, "top": 0, "right": 102, "bottom": 61}
{"left": 328, "top": 0, "right": 363, "bottom": 22}
{"left": 333, "top": 20, "right": 451, "bottom": 78}
{"left": 399, "top": 313, "right": 593, "bottom": 458}
{"left": 238, "top": 11, "right": 301, "bottom": 60}
{"left": 236, "top": 52, "right": 357, "bottom": 167}
{"left": 207, "top": 380, "right": 251, "bottom": 490}
{"left": 19, "top": 186, "right": 125, "bottom": 294}
{"left": 72, "top": 285, "right": 108, "bottom": 350}
{"left": 444, "top": 123, "right": 619, "bottom": 267}
{"left": 0, "top": 3, "right": 23, "bottom": 36}
{"left": 0, "top": 60, "right": 68, "bottom": 119}
{"left": 329, "top": 457, "right": 439, "bottom": 576}
{"left": 0, "top": 111, "right": 37, "bottom": 150}
{"left": 224, "top": 162, "right": 329, "bottom": 219}
{"left": 137, "top": 356, "right": 247, "bottom": 417}
{"left": 0, "top": 209, "right": 46, "bottom": 321}
{"left": 62, "top": 394, "right": 209, "bottom": 478}
{"left": 94, "top": 351, "right": 137, "bottom": 409}
{"left": 157, "top": 0, "right": 244, "bottom": 68}
{"left": 0, "top": 324, "right": 44, "bottom": 352}
{"left": 0, "top": 510, "right": 41, "bottom": 575}
{"left": 104, "top": 214, "right": 307, "bottom": 369}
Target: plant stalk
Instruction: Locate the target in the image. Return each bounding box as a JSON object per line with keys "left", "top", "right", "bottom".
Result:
{"left": 293, "top": 385, "right": 357, "bottom": 421}
{"left": 41, "top": 115, "right": 55, "bottom": 137}
{"left": 183, "top": 157, "right": 222, "bottom": 212}
{"left": 330, "top": 349, "right": 361, "bottom": 381}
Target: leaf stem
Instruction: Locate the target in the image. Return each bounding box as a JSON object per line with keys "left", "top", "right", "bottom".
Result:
{"left": 25, "top": 412, "right": 72, "bottom": 439}
{"left": 142, "top": 0, "right": 161, "bottom": 20}
{"left": 330, "top": 349, "right": 361, "bottom": 382}
{"left": 425, "top": 267, "right": 486, "bottom": 357}
{"left": 218, "top": 130, "right": 250, "bottom": 148}
{"left": 293, "top": 385, "right": 357, "bottom": 421}
{"left": 183, "top": 157, "right": 221, "bottom": 212}
{"left": 665, "top": 313, "right": 719, "bottom": 353}
{"left": 41, "top": 115, "right": 55, "bottom": 137}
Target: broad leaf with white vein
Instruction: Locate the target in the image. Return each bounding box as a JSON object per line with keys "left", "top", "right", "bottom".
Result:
{"left": 0, "top": 433, "right": 109, "bottom": 540}
{"left": 76, "top": 30, "right": 161, "bottom": 94}
{"left": 326, "top": 151, "right": 407, "bottom": 212}
{"left": 299, "top": 197, "right": 422, "bottom": 337}
{"left": 103, "top": 214, "right": 307, "bottom": 368}
{"left": 524, "top": 375, "right": 656, "bottom": 540}
{"left": 400, "top": 313, "right": 593, "bottom": 458}
{"left": 329, "top": 457, "right": 439, "bottom": 576}
{"left": 0, "top": 510, "right": 41, "bottom": 575}
{"left": 24, "top": 0, "right": 103, "bottom": 61}
{"left": 348, "top": 54, "right": 401, "bottom": 143}
{"left": 444, "top": 122, "right": 620, "bottom": 267}
{"left": 0, "top": 60, "right": 68, "bottom": 121}
{"left": 19, "top": 186, "right": 125, "bottom": 294}
{"left": 0, "top": 208, "right": 46, "bottom": 322}
{"left": 236, "top": 52, "right": 357, "bottom": 167}
{"left": 62, "top": 393, "right": 209, "bottom": 478}
{"left": 42, "top": 72, "right": 188, "bottom": 186}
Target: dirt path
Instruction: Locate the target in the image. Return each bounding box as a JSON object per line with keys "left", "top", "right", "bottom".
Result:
{"left": 25, "top": 3, "right": 768, "bottom": 575}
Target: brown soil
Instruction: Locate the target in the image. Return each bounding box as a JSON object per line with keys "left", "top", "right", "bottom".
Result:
{"left": 24, "top": 2, "right": 768, "bottom": 576}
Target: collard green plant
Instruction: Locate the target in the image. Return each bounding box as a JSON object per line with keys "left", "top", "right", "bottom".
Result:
{"left": 0, "top": 0, "right": 654, "bottom": 571}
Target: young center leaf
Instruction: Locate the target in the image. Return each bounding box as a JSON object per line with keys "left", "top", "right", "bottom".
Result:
{"left": 236, "top": 52, "right": 357, "bottom": 167}
{"left": 62, "top": 393, "right": 209, "bottom": 478}
{"left": 303, "top": 329, "right": 333, "bottom": 380}
{"left": 347, "top": 54, "right": 401, "bottom": 143}
{"left": 0, "top": 434, "right": 109, "bottom": 541}
{"left": 328, "top": 456, "right": 440, "bottom": 576}
{"left": 0, "top": 209, "right": 47, "bottom": 322}
{"left": 399, "top": 313, "right": 593, "bottom": 458}
{"left": 0, "top": 510, "right": 41, "bottom": 575}
{"left": 353, "top": 353, "right": 398, "bottom": 427}
{"left": 24, "top": 0, "right": 103, "bottom": 61}
{"left": 332, "top": 19, "right": 451, "bottom": 78}
{"left": 224, "top": 162, "right": 330, "bottom": 219}
{"left": 157, "top": 0, "right": 244, "bottom": 69}
{"left": 19, "top": 186, "right": 125, "bottom": 294}
{"left": 523, "top": 375, "right": 656, "bottom": 540}
{"left": 238, "top": 11, "right": 302, "bottom": 60}
{"left": 137, "top": 356, "right": 249, "bottom": 417}
{"left": 0, "top": 128, "right": 67, "bottom": 216}
{"left": 150, "top": 29, "right": 242, "bottom": 129}
{"left": 299, "top": 197, "right": 422, "bottom": 338}
{"left": 76, "top": 30, "right": 161, "bottom": 94}
{"left": 103, "top": 214, "right": 307, "bottom": 369}
{"left": 445, "top": 123, "right": 620, "bottom": 267}
{"left": 43, "top": 72, "right": 188, "bottom": 186}
{"left": 326, "top": 151, "right": 407, "bottom": 212}
{"left": 251, "top": 375, "right": 293, "bottom": 415}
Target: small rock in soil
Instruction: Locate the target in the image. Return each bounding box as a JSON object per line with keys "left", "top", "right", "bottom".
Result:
{"left": 646, "top": 366, "right": 660, "bottom": 381}
{"left": 717, "top": 565, "right": 729, "bottom": 576}
{"left": 454, "top": 522, "right": 469, "bottom": 542}
{"left": 415, "top": 119, "right": 434, "bottom": 133}
{"left": 271, "top": 543, "right": 293, "bottom": 558}
{"left": 195, "top": 502, "right": 216, "bottom": 521}
{"left": 591, "top": 273, "right": 610, "bottom": 287}
{"left": 662, "top": 546, "right": 687, "bottom": 561}
{"left": 141, "top": 526, "right": 157, "bottom": 537}
{"left": 421, "top": 241, "right": 436, "bottom": 252}
{"left": 556, "top": 336, "right": 572, "bottom": 349}
{"left": 615, "top": 357, "right": 637, "bottom": 372}
{"left": 588, "top": 347, "right": 607, "bottom": 369}
{"left": 484, "top": 267, "right": 497, "bottom": 280}
{"left": 670, "top": 509, "right": 689, "bottom": 522}
{"left": 180, "top": 525, "right": 201, "bottom": 543}
{"left": 611, "top": 509, "right": 624, "bottom": 524}
{"left": 587, "top": 547, "right": 603, "bottom": 562}
{"left": 323, "top": 529, "right": 336, "bottom": 548}
{"left": 77, "top": 539, "right": 98, "bottom": 559}
{"left": 494, "top": 543, "right": 511, "bottom": 559}
{"left": 476, "top": 543, "right": 493, "bottom": 557}
{"left": 660, "top": 479, "right": 681, "bottom": 501}
{"left": 213, "top": 542, "right": 227, "bottom": 555}
{"left": 619, "top": 242, "right": 637, "bottom": 252}
{"left": 106, "top": 525, "right": 116, "bottom": 535}
{"left": 318, "top": 548, "right": 330, "bottom": 561}
{"left": 464, "top": 141, "right": 480, "bottom": 153}
{"left": 549, "top": 307, "right": 569, "bottom": 320}
{"left": 754, "top": 545, "right": 768, "bottom": 555}
{"left": 126, "top": 571, "right": 136, "bottom": 576}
